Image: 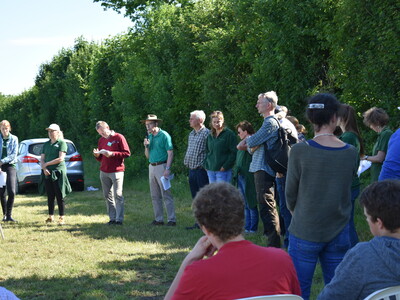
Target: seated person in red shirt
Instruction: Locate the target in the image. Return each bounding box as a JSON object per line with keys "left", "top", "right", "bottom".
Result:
{"left": 165, "top": 182, "right": 301, "bottom": 300}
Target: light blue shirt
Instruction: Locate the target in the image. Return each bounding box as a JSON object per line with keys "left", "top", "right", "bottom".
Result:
{"left": 0, "top": 132, "right": 18, "bottom": 165}
{"left": 0, "top": 287, "right": 20, "bottom": 299}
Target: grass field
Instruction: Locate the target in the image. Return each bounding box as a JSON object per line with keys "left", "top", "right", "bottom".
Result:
{"left": 0, "top": 160, "right": 372, "bottom": 300}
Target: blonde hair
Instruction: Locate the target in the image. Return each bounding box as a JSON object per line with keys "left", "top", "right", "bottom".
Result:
{"left": 0, "top": 120, "right": 11, "bottom": 131}
{"left": 209, "top": 111, "right": 224, "bottom": 137}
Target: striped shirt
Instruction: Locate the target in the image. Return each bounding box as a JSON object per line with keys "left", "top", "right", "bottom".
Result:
{"left": 184, "top": 126, "right": 210, "bottom": 169}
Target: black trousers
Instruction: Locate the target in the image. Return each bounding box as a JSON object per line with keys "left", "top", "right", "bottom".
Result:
{"left": 0, "top": 164, "right": 17, "bottom": 217}
{"left": 254, "top": 170, "right": 281, "bottom": 247}
{"left": 45, "top": 176, "right": 65, "bottom": 216}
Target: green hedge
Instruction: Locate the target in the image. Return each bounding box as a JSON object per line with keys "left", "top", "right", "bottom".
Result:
{"left": 1, "top": 0, "right": 398, "bottom": 177}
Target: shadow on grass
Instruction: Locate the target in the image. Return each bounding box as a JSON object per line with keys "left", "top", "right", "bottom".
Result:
{"left": 29, "top": 220, "right": 203, "bottom": 248}
{"left": 1, "top": 272, "right": 167, "bottom": 300}
{"left": 2, "top": 180, "right": 212, "bottom": 299}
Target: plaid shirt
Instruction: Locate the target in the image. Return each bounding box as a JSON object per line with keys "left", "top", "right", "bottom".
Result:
{"left": 184, "top": 126, "right": 210, "bottom": 169}
{"left": 246, "top": 116, "right": 279, "bottom": 176}
{"left": 249, "top": 144, "right": 267, "bottom": 173}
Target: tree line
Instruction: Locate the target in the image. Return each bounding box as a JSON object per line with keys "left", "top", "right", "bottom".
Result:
{"left": 1, "top": 0, "right": 399, "bottom": 177}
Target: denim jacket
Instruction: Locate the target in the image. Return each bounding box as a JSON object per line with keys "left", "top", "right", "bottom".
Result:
{"left": 0, "top": 133, "right": 19, "bottom": 165}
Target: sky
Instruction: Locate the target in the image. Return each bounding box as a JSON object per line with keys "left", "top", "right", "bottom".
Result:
{"left": 0, "top": 0, "right": 133, "bottom": 95}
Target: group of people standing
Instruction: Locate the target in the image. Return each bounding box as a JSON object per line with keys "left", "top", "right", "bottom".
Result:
{"left": 0, "top": 122, "right": 72, "bottom": 226}
{"left": 162, "top": 91, "right": 400, "bottom": 300}
{"left": 133, "top": 91, "right": 398, "bottom": 300}
{"left": 1, "top": 88, "right": 399, "bottom": 299}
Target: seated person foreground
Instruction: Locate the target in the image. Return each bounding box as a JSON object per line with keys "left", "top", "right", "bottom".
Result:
{"left": 318, "top": 180, "right": 400, "bottom": 300}
{"left": 165, "top": 182, "right": 300, "bottom": 300}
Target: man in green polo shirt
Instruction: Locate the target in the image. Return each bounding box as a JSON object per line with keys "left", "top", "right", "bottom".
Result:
{"left": 142, "top": 114, "right": 176, "bottom": 226}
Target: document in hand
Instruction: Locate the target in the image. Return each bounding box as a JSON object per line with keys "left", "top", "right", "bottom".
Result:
{"left": 358, "top": 160, "right": 372, "bottom": 177}
{"left": 161, "top": 174, "right": 174, "bottom": 191}
{"left": 94, "top": 149, "right": 109, "bottom": 155}
{"left": 0, "top": 171, "right": 6, "bottom": 187}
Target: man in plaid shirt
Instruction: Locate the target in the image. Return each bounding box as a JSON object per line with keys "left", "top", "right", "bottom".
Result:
{"left": 237, "top": 91, "right": 281, "bottom": 248}
{"left": 184, "top": 110, "right": 210, "bottom": 230}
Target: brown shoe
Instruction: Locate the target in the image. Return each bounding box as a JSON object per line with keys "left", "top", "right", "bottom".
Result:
{"left": 45, "top": 216, "right": 55, "bottom": 223}
{"left": 150, "top": 220, "right": 164, "bottom": 226}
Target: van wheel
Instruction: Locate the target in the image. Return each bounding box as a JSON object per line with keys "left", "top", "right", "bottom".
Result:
{"left": 17, "top": 184, "right": 25, "bottom": 194}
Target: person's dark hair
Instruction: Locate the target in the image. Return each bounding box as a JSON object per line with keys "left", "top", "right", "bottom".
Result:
{"left": 286, "top": 116, "right": 299, "bottom": 127}
{"left": 306, "top": 93, "right": 341, "bottom": 131}
{"left": 236, "top": 121, "right": 255, "bottom": 135}
{"left": 338, "top": 104, "right": 365, "bottom": 156}
{"left": 296, "top": 124, "right": 307, "bottom": 134}
{"left": 193, "top": 182, "right": 244, "bottom": 242}
{"left": 363, "top": 107, "right": 389, "bottom": 127}
{"left": 209, "top": 111, "right": 225, "bottom": 137}
{"left": 360, "top": 180, "right": 400, "bottom": 233}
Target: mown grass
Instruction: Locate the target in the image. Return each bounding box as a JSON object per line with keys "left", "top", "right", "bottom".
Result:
{"left": 0, "top": 158, "right": 372, "bottom": 299}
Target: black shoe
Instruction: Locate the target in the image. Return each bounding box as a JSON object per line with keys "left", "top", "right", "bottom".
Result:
{"left": 5, "top": 216, "right": 18, "bottom": 223}
{"left": 115, "top": 221, "right": 123, "bottom": 225}
{"left": 107, "top": 221, "right": 116, "bottom": 225}
{"left": 150, "top": 220, "right": 164, "bottom": 226}
{"left": 185, "top": 223, "right": 200, "bottom": 230}
{"left": 166, "top": 221, "right": 176, "bottom": 226}
{"left": 2, "top": 215, "right": 6, "bottom": 222}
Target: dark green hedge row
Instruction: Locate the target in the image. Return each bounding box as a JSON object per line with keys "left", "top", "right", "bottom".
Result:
{"left": 1, "top": 0, "right": 399, "bottom": 177}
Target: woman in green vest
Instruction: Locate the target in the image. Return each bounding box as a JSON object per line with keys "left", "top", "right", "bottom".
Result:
{"left": 40, "top": 124, "right": 71, "bottom": 225}
{"left": 362, "top": 107, "right": 393, "bottom": 182}
{"left": 232, "top": 121, "right": 258, "bottom": 234}
{"left": 338, "top": 104, "right": 365, "bottom": 247}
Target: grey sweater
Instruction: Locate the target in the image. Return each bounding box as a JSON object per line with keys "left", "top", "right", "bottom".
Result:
{"left": 317, "top": 236, "right": 400, "bottom": 300}
{"left": 285, "top": 141, "right": 358, "bottom": 242}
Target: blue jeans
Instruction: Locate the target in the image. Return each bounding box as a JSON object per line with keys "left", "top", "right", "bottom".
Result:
{"left": 276, "top": 176, "right": 291, "bottom": 248}
{"left": 189, "top": 168, "right": 209, "bottom": 199}
{"left": 207, "top": 169, "right": 232, "bottom": 183}
{"left": 288, "top": 223, "right": 351, "bottom": 300}
{"left": 238, "top": 175, "right": 259, "bottom": 232}
{"left": 349, "top": 187, "right": 360, "bottom": 247}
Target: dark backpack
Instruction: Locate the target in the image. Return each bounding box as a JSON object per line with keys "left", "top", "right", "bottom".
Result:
{"left": 264, "top": 117, "right": 297, "bottom": 174}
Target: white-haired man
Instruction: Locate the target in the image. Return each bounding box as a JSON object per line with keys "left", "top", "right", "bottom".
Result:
{"left": 238, "top": 91, "right": 281, "bottom": 247}
{"left": 184, "top": 110, "right": 210, "bottom": 230}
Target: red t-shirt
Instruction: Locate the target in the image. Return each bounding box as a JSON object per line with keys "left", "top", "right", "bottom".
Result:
{"left": 96, "top": 132, "right": 130, "bottom": 173}
{"left": 172, "top": 240, "right": 301, "bottom": 300}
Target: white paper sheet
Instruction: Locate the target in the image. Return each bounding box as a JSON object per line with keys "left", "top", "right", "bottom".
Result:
{"left": 0, "top": 171, "right": 6, "bottom": 187}
{"left": 358, "top": 160, "right": 372, "bottom": 177}
{"left": 161, "top": 174, "right": 174, "bottom": 191}
{"left": 93, "top": 149, "right": 109, "bottom": 155}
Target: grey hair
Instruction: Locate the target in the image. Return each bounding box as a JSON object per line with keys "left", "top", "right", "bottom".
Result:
{"left": 263, "top": 91, "right": 278, "bottom": 108}
{"left": 190, "top": 110, "right": 206, "bottom": 123}
{"left": 96, "top": 121, "right": 109, "bottom": 130}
